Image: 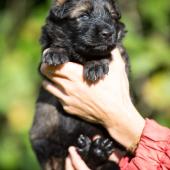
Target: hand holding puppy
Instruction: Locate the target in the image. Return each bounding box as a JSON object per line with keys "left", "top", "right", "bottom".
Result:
{"left": 41, "top": 48, "right": 145, "bottom": 151}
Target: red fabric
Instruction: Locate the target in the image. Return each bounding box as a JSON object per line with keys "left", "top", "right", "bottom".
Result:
{"left": 119, "top": 119, "right": 170, "bottom": 170}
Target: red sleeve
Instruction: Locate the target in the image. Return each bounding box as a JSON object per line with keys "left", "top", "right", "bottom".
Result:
{"left": 119, "top": 119, "right": 170, "bottom": 170}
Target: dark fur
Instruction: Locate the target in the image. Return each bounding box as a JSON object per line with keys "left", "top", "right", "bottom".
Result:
{"left": 30, "top": 0, "right": 129, "bottom": 169}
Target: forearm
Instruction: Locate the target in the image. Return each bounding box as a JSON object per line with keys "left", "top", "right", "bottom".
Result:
{"left": 103, "top": 101, "right": 145, "bottom": 151}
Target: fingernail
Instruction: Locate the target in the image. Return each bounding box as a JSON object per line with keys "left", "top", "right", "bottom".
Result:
{"left": 68, "top": 146, "right": 76, "bottom": 154}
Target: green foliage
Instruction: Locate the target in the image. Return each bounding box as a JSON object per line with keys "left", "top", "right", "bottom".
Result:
{"left": 139, "top": 0, "right": 170, "bottom": 34}
{"left": 0, "top": 0, "right": 170, "bottom": 169}
{"left": 0, "top": 2, "right": 50, "bottom": 170}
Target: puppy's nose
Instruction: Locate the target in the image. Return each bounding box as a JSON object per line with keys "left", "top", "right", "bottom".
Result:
{"left": 101, "top": 29, "right": 113, "bottom": 39}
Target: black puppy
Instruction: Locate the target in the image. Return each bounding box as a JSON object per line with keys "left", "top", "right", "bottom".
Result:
{"left": 30, "top": 0, "right": 129, "bottom": 169}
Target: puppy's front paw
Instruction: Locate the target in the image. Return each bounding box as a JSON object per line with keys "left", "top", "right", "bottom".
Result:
{"left": 84, "top": 60, "right": 109, "bottom": 81}
{"left": 42, "top": 48, "right": 69, "bottom": 66}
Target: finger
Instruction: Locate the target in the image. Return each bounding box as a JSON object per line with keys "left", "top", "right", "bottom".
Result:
{"left": 92, "top": 135, "right": 101, "bottom": 140}
{"left": 65, "top": 156, "right": 76, "bottom": 170}
{"left": 41, "top": 65, "right": 74, "bottom": 94}
{"left": 111, "top": 48, "right": 125, "bottom": 66}
{"left": 42, "top": 80, "right": 67, "bottom": 102}
{"left": 109, "top": 150, "right": 124, "bottom": 164}
{"left": 40, "top": 63, "right": 69, "bottom": 79}
{"left": 40, "top": 62, "right": 83, "bottom": 80}
{"left": 46, "top": 75, "right": 70, "bottom": 92}
{"left": 108, "top": 49, "right": 126, "bottom": 74}
{"left": 68, "top": 147, "right": 91, "bottom": 170}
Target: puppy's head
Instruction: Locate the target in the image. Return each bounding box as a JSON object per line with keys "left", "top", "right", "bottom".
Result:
{"left": 52, "top": 0, "right": 126, "bottom": 56}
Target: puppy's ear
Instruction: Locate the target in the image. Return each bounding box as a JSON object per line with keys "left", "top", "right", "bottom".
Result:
{"left": 113, "top": 2, "right": 121, "bottom": 20}
{"left": 50, "top": 0, "right": 70, "bottom": 19}
{"left": 117, "top": 22, "right": 127, "bottom": 41}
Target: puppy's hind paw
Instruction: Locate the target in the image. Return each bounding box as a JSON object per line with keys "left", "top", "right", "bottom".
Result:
{"left": 89, "top": 137, "right": 114, "bottom": 163}
{"left": 76, "top": 134, "right": 92, "bottom": 160}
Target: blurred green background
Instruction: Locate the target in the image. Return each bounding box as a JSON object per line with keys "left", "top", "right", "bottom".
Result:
{"left": 0, "top": 0, "right": 170, "bottom": 169}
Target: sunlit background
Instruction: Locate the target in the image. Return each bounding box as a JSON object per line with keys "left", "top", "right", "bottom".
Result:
{"left": 0, "top": 0, "right": 170, "bottom": 169}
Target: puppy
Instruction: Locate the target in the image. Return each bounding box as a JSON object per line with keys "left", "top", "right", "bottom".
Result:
{"left": 30, "top": 0, "right": 129, "bottom": 169}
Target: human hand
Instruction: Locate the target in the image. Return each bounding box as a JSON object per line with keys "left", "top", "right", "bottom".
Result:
{"left": 41, "top": 48, "right": 145, "bottom": 151}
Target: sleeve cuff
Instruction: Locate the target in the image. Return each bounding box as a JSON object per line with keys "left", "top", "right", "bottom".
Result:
{"left": 119, "top": 119, "right": 170, "bottom": 170}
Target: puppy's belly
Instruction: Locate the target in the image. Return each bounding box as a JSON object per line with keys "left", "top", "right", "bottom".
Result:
{"left": 56, "top": 108, "right": 105, "bottom": 148}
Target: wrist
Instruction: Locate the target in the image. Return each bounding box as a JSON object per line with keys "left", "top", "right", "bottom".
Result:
{"left": 105, "top": 103, "right": 145, "bottom": 152}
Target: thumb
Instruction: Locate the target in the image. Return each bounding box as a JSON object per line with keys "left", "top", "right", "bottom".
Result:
{"left": 68, "top": 147, "right": 90, "bottom": 170}
{"left": 110, "top": 48, "right": 125, "bottom": 67}
{"left": 109, "top": 150, "right": 124, "bottom": 164}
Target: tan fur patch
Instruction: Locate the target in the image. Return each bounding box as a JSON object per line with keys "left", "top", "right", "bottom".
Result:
{"left": 105, "top": 2, "right": 114, "bottom": 14}
{"left": 55, "top": 0, "right": 66, "bottom": 6}
{"left": 70, "top": 1, "right": 92, "bottom": 18}
{"left": 105, "top": 2, "right": 117, "bottom": 16}
{"left": 44, "top": 157, "right": 63, "bottom": 170}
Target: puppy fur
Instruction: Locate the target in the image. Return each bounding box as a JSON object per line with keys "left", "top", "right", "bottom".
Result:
{"left": 30, "top": 0, "right": 129, "bottom": 169}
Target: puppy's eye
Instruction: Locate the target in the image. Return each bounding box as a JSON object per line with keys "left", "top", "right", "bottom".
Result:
{"left": 79, "top": 13, "right": 90, "bottom": 20}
